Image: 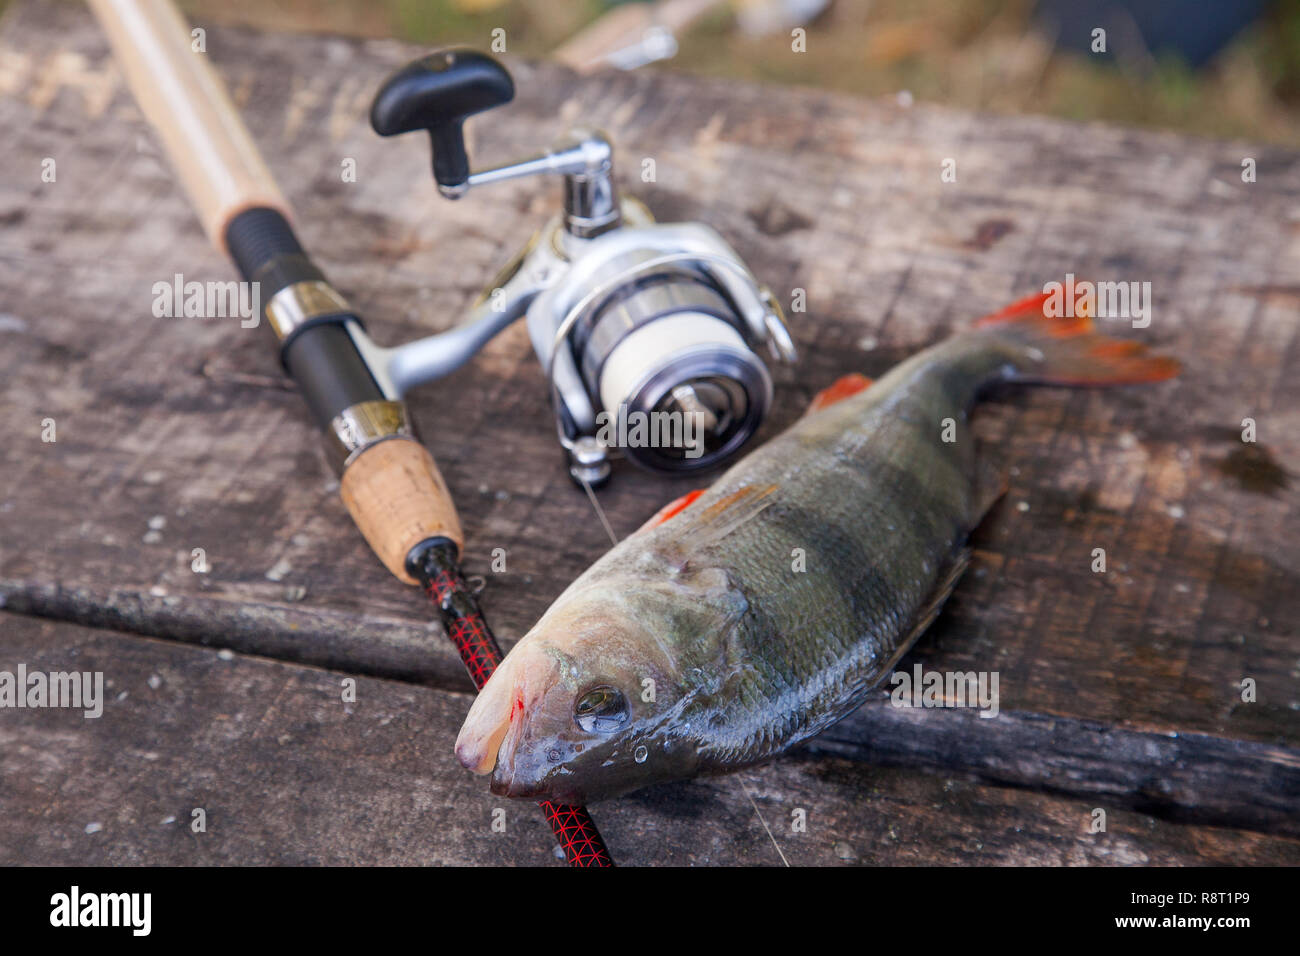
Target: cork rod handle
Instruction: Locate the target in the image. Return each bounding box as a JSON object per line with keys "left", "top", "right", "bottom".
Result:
{"left": 339, "top": 440, "right": 464, "bottom": 585}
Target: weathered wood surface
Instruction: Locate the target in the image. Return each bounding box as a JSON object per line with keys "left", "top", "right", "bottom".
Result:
{"left": 3, "top": 613, "right": 1295, "bottom": 865}
{"left": 0, "top": 0, "right": 1296, "bottom": 863}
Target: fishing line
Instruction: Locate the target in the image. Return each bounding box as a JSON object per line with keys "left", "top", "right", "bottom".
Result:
{"left": 738, "top": 775, "right": 790, "bottom": 867}
{"left": 578, "top": 475, "right": 621, "bottom": 547}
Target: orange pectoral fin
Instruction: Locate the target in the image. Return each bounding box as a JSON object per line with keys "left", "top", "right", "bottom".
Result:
{"left": 656, "top": 489, "right": 705, "bottom": 524}
{"left": 636, "top": 489, "right": 705, "bottom": 534}
{"left": 807, "top": 373, "right": 874, "bottom": 414}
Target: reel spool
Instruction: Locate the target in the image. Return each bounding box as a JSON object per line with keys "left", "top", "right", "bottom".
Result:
{"left": 579, "top": 278, "right": 767, "bottom": 473}
{"left": 351, "top": 49, "right": 796, "bottom": 486}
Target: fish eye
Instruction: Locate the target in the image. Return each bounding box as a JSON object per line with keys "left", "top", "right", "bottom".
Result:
{"left": 574, "top": 686, "right": 629, "bottom": 733}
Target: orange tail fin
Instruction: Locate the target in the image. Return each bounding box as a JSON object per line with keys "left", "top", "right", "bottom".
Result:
{"left": 975, "top": 290, "right": 1179, "bottom": 386}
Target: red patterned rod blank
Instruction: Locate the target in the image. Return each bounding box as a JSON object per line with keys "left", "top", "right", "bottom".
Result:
{"left": 412, "top": 543, "right": 615, "bottom": 867}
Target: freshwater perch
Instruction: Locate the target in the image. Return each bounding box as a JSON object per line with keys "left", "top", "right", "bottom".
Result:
{"left": 457, "top": 292, "right": 1179, "bottom": 802}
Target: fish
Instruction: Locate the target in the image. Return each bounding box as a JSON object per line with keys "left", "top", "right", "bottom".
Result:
{"left": 455, "top": 291, "right": 1179, "bottom": 803}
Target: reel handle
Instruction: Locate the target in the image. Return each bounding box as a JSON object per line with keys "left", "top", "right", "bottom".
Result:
{"left": 370, "top": 49, "right": 515, "bottom": 195}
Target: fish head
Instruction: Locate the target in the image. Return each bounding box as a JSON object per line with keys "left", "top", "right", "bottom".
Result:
{"left": 455, "top": 573, "right": 732, "bottom": 803}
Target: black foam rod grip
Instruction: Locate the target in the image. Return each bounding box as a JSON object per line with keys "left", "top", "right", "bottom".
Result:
{"left": 225, "top": 206, "right": 383, "bottom": 427}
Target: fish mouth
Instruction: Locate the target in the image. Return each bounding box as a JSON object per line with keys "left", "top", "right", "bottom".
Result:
{"left": 488, "top": 770, "right": 549, "bottom": 800}
{"left": 454, "top": 648, "right": 559, "bottom": 781}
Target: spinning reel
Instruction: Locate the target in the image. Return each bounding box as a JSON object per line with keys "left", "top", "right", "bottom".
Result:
{"left": 352, "top": 49, "right": 796, "bottom": 486}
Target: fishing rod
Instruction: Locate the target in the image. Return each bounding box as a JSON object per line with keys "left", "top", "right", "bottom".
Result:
{"left": 88, "top": 0, "right": 612, "bottom": 867}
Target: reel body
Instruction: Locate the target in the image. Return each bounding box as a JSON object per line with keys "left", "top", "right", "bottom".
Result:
{"left": 354, "top": 50, "right": 796, "bottom": 485}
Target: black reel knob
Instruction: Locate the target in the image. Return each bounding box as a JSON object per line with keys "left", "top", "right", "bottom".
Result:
{"left": 370, "top": 49, "right": 515, "bottom": 193}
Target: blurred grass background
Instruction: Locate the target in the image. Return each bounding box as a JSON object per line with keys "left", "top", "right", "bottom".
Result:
{"left": 32, "top": 0, "right": 1300, "bottom": 143}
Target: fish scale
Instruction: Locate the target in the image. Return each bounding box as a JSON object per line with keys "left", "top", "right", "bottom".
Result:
{"left": 455, "top": 293, "right": 1179, "bottom": 803}
{"left": 672, "top": 399, "right": 972, "bottom": 768}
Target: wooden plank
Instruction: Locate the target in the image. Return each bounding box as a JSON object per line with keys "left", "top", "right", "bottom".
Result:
{"left": 811, "top": 696, "right": 1300, "bottom": 839}
{"left": 552, "top": 0, "right": 722, "bottom": 73}
{"left": 3, "top": 613, "right": 1295, "bottom": 865}
{"left": 0, "top": 0, "right": 1296, "bottom": 833}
